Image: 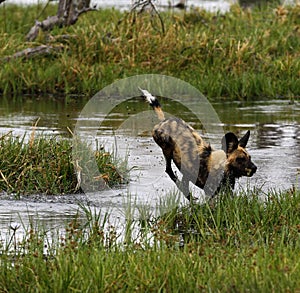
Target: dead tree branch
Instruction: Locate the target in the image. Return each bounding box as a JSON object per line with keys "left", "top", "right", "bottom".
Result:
{"left": 26, "top": 0, "right": 96, "bottom": 41}
{"left": 131, "top": 0, "right": 165, "bottom": 34}
{"left": 1, "top": 45, "right": 63, "bottom": 63}
{"left": 3, "top": 0, "right": 95, "bottom": 62}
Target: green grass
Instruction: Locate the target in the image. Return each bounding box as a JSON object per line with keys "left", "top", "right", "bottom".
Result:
{"left": 0, "top": 4, "right": 299, "bottom": 99}
{"left": 0, "top": 132, "right": 127, "bottom": 195}
{"left": 0, "top": 4, "right": 299, "bottom": 290}
{"left": 162, "top": 188, "right": 300, "bottom": 247}
{"left": 0, "top": 188, "right": 300, "bottom": 291}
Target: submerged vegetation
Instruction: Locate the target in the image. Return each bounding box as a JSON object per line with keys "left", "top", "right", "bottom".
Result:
{"left": 0, "top": 131, "right": 127, "bottom": 195}
{"left": 0, "top": 188, "right": 300, "bottom": 291}
{"left": 0, "top": 3, "right": 299, "bottom": 99}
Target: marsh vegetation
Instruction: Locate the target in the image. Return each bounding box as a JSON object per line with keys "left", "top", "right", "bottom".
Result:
{"left": 0, "top": 131, "right": 127, "bottom": 196}
{"left": 0, "top": 188, "right": 300, "bottom": 291}
{"left": 0, "top": 2, "right": 299, "bottom": 291}
{"left": 0, "top": 3, "right": 299, "bottom": 99}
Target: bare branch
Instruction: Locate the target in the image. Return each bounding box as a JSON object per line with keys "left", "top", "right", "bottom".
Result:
{"left": 26, "top": 16, "right": 64, "bottom": 42}
{"left": 131, "top": 0, "right": 165, "bottom": 34}
{"left": 68, "top": 7, "right": 97, "bottom": 25}
{"left": 1, "top": 45, "right": 63, "bottom": 63}
{"left": 26, "top": 0, "right": 97, "bottom": 42}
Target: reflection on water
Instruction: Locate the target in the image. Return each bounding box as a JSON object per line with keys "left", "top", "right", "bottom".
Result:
{"left": 0, "top": 96, "right": 299, "bottom": 240}
{"left": 0, "top": 96, "right": 86, "bottom": 137}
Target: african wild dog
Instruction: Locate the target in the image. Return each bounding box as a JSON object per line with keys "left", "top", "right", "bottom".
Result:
{"left": 140, "top": 88, "right": 257, "bottom": 201}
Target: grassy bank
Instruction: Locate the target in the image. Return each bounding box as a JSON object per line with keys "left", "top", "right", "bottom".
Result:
{"left": 0, "top": 132, "right": 127, "bottom": 196}
{"left": 0, "top": 4, "right": 299, "bottom": 99}
{"left": 0, "top": 188, "right": 300, "bottom": 291}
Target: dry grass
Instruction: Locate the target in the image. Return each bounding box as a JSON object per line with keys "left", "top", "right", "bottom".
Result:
{"left": 0, "top": 4, "right": 299, "bottom": 99}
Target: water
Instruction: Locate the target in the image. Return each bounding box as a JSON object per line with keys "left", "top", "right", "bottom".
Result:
{"left": 8, "top": 0, "right": 233, "bottom": 13}
{"left": 0, "top": 96, "right": 299, "bottom": 243}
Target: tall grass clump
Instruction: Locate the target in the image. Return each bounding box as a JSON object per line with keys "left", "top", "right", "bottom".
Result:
{"left": 162, "top": 188, "right": 300, "bottom": 248}
{"left": 0, "top": 4, "right": 299, "bottom": 99}
{"left": 0, "top": 132, "right": 127, "bottom": 195}
{"left": 0, "top": 188, "right": 300, "bottom": 291}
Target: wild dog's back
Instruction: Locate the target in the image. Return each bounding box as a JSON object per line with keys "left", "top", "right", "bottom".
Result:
{"left": 139, "top": 87, "right": 208, "bottom": 152}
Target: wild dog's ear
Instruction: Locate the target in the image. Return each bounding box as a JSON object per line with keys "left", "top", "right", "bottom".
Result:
{"left": 238, "top": 130, "right": 250, "bottom": 148}
{"left": 222, "top": 132, "right": 239, "bottom": 154}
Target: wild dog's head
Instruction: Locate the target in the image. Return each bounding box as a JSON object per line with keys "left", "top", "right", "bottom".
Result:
{"left": 222, "top": 130, "right": 257, "bottom": 178}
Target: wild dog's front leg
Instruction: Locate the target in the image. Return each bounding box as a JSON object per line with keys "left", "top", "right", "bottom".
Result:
{"left": 165, "top": 158, "right": 192, "bottom": 201}
{"left": 176, "top": 176, "right": 193, "bottom": 201}
{"left": 165, "top": 156, "right": 178, "bottom": 182}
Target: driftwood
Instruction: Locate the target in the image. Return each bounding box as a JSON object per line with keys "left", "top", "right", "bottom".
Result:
{"left": 2, "top": 45, "right": 63, "bottom": 62}
{"left": 26, "top": 0, "right": 96, "bottom": 41}
{"left": 2, "top": 0, "right": 95, "bottom": 62}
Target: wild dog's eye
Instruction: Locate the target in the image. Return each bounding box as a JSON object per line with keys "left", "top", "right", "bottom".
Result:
{"left": 236, "top": 157, "right": 246, "bottom": 163}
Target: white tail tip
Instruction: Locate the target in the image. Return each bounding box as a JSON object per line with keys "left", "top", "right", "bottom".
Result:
{"left": 138, "top": 87, "right": 156, "bottom": 104}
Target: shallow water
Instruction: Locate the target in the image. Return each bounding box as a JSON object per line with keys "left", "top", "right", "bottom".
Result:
{"left": 9, "top": 0, "right": 232, "bottom": 13}
{"left": 0, "top": 96, "right": 299, "bottom": 242}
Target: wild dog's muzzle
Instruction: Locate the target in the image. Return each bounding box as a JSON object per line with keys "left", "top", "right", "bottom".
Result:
{"left": 245, "top": 162, "right": 257, "bottom": 177}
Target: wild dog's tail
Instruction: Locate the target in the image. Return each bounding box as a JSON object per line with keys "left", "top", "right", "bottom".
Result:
{"left": 139, "top": 88, "right": 165, "bottom": 121}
